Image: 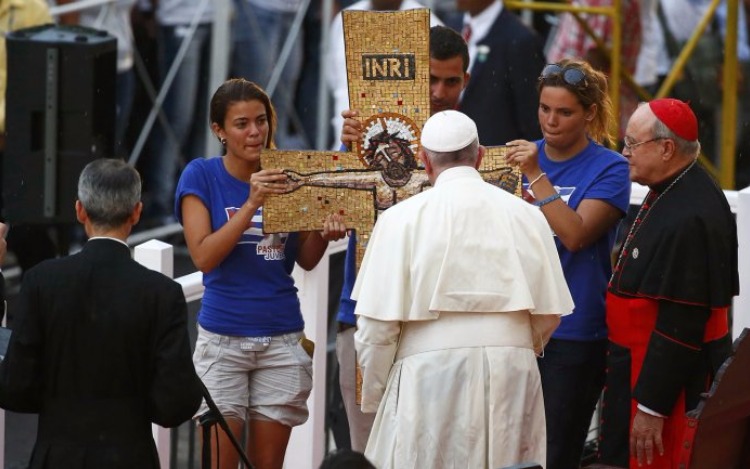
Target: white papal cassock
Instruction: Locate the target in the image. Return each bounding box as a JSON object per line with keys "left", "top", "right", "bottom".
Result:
{"left": 352, "top": 166, "right": 574, "bottom": 469}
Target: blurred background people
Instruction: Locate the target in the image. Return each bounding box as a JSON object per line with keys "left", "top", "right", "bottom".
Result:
{"left": 455, "top": 0, "right": 545, "bottom": 145}
{"left": 546, "top": 0, "right": 642, "bottom": 137}
{"left": 58, "top": 0, "right": 138, "bottom": 158}
{"left": 231, "top": 0, "right": 306, "bottom": 149}
{"left": 142, "top": 0, "right": 213, "bottom": 225}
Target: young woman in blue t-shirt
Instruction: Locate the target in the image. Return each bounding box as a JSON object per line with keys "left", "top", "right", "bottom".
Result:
{"left": 176, "top": 78, "right": 346, "bottom": 469}
{"left": 506, "top": 59, "right": 631, "bottom": 469}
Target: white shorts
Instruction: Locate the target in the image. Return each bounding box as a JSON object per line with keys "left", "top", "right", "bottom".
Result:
{"left": 193, "top": 325, "right": 313, "bottom": 427}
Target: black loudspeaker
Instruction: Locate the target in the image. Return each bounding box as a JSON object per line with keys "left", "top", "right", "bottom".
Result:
{"left": 3, "top": 24, "right": 116, "bottom": 224}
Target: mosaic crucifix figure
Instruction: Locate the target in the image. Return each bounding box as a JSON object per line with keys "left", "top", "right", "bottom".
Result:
{"left": 262, "top": 145, "right": 520, "bottom": 268}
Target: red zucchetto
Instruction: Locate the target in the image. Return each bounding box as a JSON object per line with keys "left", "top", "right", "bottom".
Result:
{"left": 648, "top": 98, "right": 699, "bottom": 142}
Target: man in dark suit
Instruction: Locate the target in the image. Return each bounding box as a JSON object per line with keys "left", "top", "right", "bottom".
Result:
{"left": 456, "top": 0, "right": 545, "bottom": 146}
{"left": 0, "top": 158, "right": 202, "bottom": 469}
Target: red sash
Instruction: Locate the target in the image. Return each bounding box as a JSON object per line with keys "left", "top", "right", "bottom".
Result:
{"left": 605, "top": 293, "right": 728, "bottom": 469}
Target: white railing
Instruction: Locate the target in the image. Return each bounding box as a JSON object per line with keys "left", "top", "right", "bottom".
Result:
{"left": 735, "top": 185, "right": 750, "bottom": 339}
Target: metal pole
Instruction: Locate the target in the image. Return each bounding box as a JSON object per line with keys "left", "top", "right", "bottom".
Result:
{"left": 128, "top": 0, "right": 211, "bottom": 166}
{"left": 317, "top": 0, "right": 334, "bottom": 150}
{"left": 206, "top": 0, "right": 232, "bottom": 158}
{"left": 720, "top": 0, "right": 739, "bottom": 189}
{"left": 266, "top": 0, "right": 311, "bottom": 98}
{"left": 44, "top": 49, "right": 59, "bottom": 218}
{"left": 521, "top": 0, "right": 534, "bottom": 28}
{"left": 48, "top": 0, "right": 113, "bottom": 16}
{"left": 609, "top": 0, "right": 621, "bottom": 141}
{"left": 655, "top": 0, "right": 722, "bottom": 99}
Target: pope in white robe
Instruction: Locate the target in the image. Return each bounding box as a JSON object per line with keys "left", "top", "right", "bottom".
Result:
{"left": 352, "top": 111, "right": 574, "bottom": 469}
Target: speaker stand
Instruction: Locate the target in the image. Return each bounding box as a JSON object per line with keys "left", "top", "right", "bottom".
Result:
{"left": 198, "top": 380, "right": 254, "bottom": 469}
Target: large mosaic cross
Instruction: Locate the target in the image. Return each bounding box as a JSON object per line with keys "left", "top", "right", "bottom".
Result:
{"left": 262, "top": 9, "right": 520, "bottom": 266}
{"left": 260, "top": 10, "right": 523, "bottom": 405}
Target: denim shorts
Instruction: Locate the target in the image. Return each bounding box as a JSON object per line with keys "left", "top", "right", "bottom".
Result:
{"left": 193, "top": 325, "right": 313, "bottom": 427}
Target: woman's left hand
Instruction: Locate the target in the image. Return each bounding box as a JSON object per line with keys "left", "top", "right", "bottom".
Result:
{"left": 321, "top": 214, "right": 347, "bottom": 241}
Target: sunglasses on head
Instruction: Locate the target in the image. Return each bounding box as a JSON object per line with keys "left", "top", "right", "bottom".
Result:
{"left": 539, "top": 63, "right": 587, "bottom": 87}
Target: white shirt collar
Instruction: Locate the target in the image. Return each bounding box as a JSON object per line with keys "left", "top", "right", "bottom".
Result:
{"left": 463, "top": 0, "right": 503, "bottom": 48}
{"left": 462, "top": 1, "right": 502, "bottom": 73}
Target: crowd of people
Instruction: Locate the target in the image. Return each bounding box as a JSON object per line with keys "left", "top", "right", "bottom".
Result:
{"left": 0, "top": 1, "right": 744, "bottom": 469}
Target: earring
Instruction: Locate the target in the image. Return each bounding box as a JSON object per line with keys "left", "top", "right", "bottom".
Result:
{"left": 220, "top": 138, "right": 227, "bottom": 145}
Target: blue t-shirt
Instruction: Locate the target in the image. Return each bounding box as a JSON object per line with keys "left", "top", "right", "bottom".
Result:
{"left": 175, "top": 157, "right": 303, "bottom": 336}
{"left": 337, "top": 141, "right": 359, "bottom": 325}
{"left": 532, "top": 139, "right": 630, "bottom": 340}
{"left": 337, "top": 234, "right": 359, "bottom": 325}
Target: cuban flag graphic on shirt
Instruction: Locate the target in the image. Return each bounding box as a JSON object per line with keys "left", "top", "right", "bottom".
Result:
{"left": 225, "top": 206, "right": 288, "bottom": 261}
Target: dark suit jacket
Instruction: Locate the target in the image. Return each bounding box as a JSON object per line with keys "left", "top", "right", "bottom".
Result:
{"left": 459, "top": 9, "right": 546, "bottom": 146}
{"left": 0, "top": 238, "right": 202, "bottom": 469}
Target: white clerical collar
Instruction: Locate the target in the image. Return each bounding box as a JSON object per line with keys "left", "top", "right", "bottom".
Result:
{"left": 434, "top": 165, "right": 482, "bottom": 186}
{"left": 88, "top": 236, "right": 129, "bottom": 248}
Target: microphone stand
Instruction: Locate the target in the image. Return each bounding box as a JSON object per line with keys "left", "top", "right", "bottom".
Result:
{"left": 198, "top": 380, "right": 254, "bottom": 469}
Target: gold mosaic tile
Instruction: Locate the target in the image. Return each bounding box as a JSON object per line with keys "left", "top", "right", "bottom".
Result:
{"left": 479, "top": 146, "right": 522, "bottom": 198}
